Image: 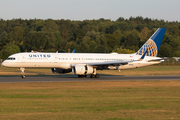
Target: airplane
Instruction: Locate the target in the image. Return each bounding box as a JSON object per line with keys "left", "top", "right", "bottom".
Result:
{"left": 2, "top": 28, "right": 166, "bottom": 79}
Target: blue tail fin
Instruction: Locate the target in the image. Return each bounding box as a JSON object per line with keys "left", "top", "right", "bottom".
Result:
{"left": 72, "top": 49, "right": 76, "bottom": 53}
{"left": 136, "top": 28, "right": 166, "bottom": 57}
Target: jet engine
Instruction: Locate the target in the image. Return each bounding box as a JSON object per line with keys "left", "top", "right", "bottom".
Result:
{"left": 72, "top": 64, "right": 94, "bottom": 75}
{"left": 108, "top": 65, "right": 121, "bottom": 70}
{"left": 51, "top": 68, "right": 71, "bottom": 74}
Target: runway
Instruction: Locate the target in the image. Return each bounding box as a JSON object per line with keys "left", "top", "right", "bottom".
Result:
{"left": 0, "top": 75, "right": 180, "bottom": 83}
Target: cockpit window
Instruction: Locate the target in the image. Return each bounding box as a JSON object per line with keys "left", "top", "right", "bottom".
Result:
{"left": 7, "top": 57, "right": 16, "bottom": 60}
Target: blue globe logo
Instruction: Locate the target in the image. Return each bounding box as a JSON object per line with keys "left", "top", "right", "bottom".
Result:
{"left": 137, "top": 39, "right": 157, "bottom": 57}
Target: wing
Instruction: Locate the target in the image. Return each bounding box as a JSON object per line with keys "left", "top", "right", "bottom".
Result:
{"left": 87, "top": 51, "right": 147, "bottom": 67}
{"left": 87, "top": 60, "right": 132, "bottom": 67}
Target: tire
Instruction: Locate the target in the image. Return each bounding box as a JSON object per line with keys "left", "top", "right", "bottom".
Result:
{"left": 21, "top": 75, "right": 26, "bottom": 79}
{"left": 91, "top": 74, "right": 95, "bottom": 78}
{"left": 78, "top": 75, "right": 82, "bottom": 78}
{"left": 95, "top": 74, "right": 99, "bottom": 78}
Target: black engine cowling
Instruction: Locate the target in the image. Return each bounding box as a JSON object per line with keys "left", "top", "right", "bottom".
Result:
{"left": 51, "top": 68, "right": 71, "bottom": 74}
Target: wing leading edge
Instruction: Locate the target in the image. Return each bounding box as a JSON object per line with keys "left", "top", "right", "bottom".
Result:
{"left": 87, "top": 49, "right": 149, "bottom": 67}
{"left": 87, "top": 60, "right": 130, "bottom": 67}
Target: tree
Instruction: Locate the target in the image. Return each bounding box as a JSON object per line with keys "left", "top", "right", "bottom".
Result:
{"left": 114, "top": 48, "right": 135, "bottom": 54}
{"left": 123, "top": 30, "right": 140, "bottom": 51}
{"left": 172, "top": 50, "right": 180, "bottom": 57}
{"left": 106, "top": 34, "right": 118, "bottom": 50}
{"left": 79, "top": 31, "right": 108, "bottom": 53}
{"left": 0, "top": 17, "right": 180, "bottom": 56}
{"left": 75, "top": 29, "right": 85, "bottom": 40}
{"left": 167, "top": 26, "right": 179, "bottom": 36}
{"left": 0, "top": 31, "right": 9, "bottom": 50}
{"left": 0, "top": 44, "right": 20, "bottom": 59}
{"left": 113, "top": 29, "right": 122, "bottom": 45}
{"left": 116, "top": 17, "right": 125, "bottom": 22}
{"left": 54, "top": 31, "right": 63, "bottom": 50}
{"left": 34, "top": 20, "right": 45, "bottom": 31}
{"left": 8, "top": 26, "right": 24, "bottom": 45}
{"left": 41, "top": 19, "right": 59, "bottom": 32}
{"left": 140, "top": 27, "right": 149, "bottom": 41}
{"left": 158, "top": 44, "right": 172, "bottom": 57}
{"left": 79, "top": 42, "right": 89, "bottom": 53}
{"left": 24, "top": 31, "right": 55, "bottom": 51}
{"left": 0, "top": 19, "right": 7, "bottom": 34}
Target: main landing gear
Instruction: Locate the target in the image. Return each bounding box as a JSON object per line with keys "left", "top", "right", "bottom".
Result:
{"left": 90, "top": 74, "right": 99, "bottom": 78}
{"left": 77, "top": 67, "right": 99, "bottom": 78}
{"left": 90, "top": 67, "right": 99, "bottom": 78}
{"left": 77, "top": 74, "right": 99, "bottom": 78}
{"left": 20, "top": 68, "right": 26, "bottom": 79}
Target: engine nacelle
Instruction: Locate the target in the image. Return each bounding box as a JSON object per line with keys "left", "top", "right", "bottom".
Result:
{"left": 72, "top": 65, "right": 94, "bottom": 75}
{"left": 51, "top": 68, "right": 71, "bottom": 74}
{"left": 108, "top": 66, "right": 121, "bottom": 70}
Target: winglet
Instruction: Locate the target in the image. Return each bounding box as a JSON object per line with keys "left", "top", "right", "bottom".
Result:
{"left": 72, "top": 49, "right": 76, "bottom": 53}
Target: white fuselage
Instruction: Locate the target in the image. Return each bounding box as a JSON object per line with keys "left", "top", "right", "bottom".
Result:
{"left": 2, "top": 52, "right": 162, "bottom": 70}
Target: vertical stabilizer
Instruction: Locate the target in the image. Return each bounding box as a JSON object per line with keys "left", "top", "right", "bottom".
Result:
{"left": 136, "top": 28, "right": 166, "bottom": 57}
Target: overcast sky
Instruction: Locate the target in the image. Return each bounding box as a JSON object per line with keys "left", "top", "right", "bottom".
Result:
{"left": 0, "top": 0, "right": 180, "bottom": 21}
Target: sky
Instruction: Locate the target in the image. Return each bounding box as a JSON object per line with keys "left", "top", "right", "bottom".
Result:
{"left": 0, "top": 0, "right": 180, "bottom": 21}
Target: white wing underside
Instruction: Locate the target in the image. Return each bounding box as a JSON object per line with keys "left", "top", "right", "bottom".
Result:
{"left": 86, "top": 60, "right": 131, "bottom": 66}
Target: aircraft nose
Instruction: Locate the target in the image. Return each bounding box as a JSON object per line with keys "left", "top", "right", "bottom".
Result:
{"left": 1, "top": 61, "right": 4, "bottom": 66}
{"left": 1, "top": 61, "right": 6, "bottom": 67}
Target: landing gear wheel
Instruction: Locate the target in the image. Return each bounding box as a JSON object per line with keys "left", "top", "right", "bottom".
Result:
{"left": 95, "top": 74, "right": 99, "bottom": 78}
{"left": 22, "top": 75, "right": 26, "bottom": 79}
{"left": 90, "top": 74, "right": 99, "bottom": 78}
{"left": 90, "top": 74, "right": 95, "bottom": 78}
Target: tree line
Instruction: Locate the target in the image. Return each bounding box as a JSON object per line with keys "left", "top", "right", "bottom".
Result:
{"left": 0, "top": 16, "right": 180, "bottom": 60}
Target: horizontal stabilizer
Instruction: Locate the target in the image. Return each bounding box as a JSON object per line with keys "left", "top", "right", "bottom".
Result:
{"left": 148, "top": 59, "right": 164, "bottom": 62}
{"left": 148, "top": 57, "right": 169, "bottom": 62}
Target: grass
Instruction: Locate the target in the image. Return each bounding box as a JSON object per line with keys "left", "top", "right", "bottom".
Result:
{"left": 0, "top": 81, "right": 180, "bottom": 120}
{"left": 0, "top": 65, "right": 180, "bottom": 76}
{"left": 99, "top": 65, "right": 180, "bottom": 76}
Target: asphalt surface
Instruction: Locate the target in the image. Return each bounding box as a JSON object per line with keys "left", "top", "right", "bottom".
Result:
{"left": 0, "top": 75, "right": 180, "bottom": 83}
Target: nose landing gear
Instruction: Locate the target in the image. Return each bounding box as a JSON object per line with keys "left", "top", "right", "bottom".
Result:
{"left": 20, "top": 68, "right": 26, "bottom": 79}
